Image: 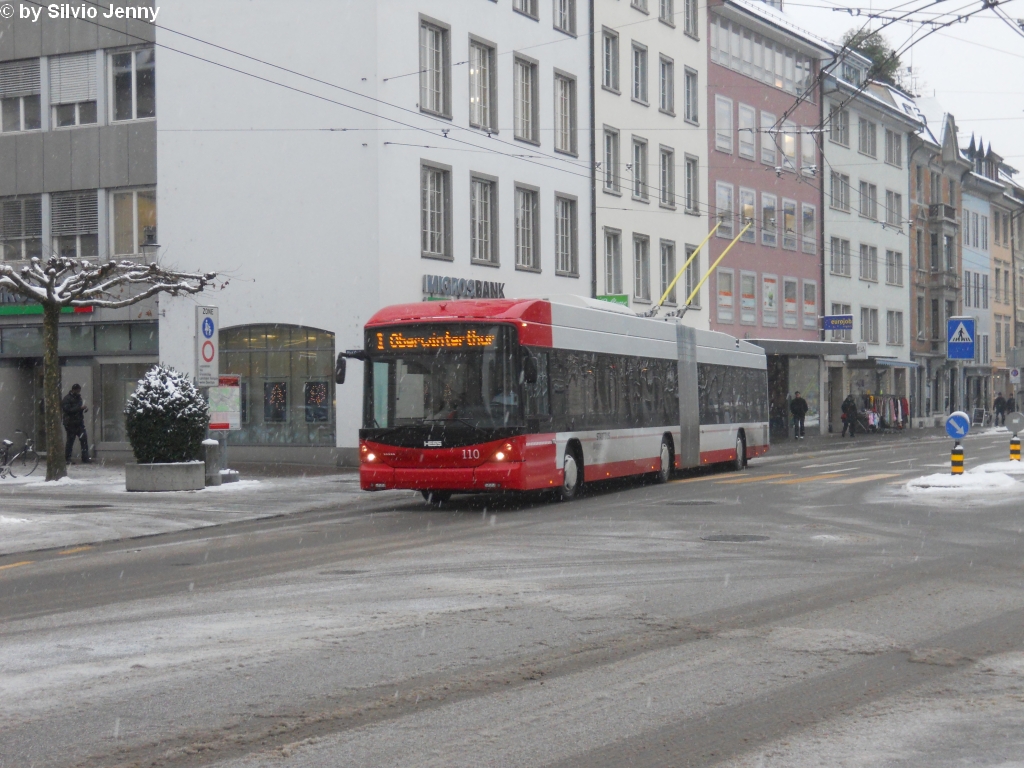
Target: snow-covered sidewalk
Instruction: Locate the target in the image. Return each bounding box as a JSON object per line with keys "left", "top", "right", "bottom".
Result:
{"left": 905, "top": 457, "right": 1024, "bottom": 494}
{"left": 0, "top": 464, "right": 383, "bottom": 556}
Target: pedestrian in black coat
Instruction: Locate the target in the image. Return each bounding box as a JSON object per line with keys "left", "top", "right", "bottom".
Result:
{"left": 61, "top": 384, "right": 90, "bottom": 463}
{"left": 790, "top": 392, "right": 809, "bottom": 438}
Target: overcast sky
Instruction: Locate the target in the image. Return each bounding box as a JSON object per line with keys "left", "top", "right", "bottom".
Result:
{"left": 782, "top": 0, "right": 1024, "bottom": 167}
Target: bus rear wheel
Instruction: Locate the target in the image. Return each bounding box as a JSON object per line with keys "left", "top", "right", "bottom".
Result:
{"left": 421, "top": 490, "right": 452, "bottom": 506}
{"left": 657, "top": 438, "right": 672, "bottom": 484}
{"left": 560, "top": 449, "right": 582, "bottom": 501}
{"left": 732, "top": 434, "right": 746, "bottom": 472}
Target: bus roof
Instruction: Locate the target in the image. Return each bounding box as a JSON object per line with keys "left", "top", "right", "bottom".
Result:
{"left": 366, "top": 299, "right": 552, "bottom": 327}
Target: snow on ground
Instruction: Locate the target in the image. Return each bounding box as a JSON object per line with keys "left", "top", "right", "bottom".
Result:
{"left": 982, "top": 426, "right": 1011, "bottom": 435}
{"left": 969, "top": 460, "right": 1024, "bottom": 475}
{"left": 905, "top": 471, "right": 1018, "bottom": 493}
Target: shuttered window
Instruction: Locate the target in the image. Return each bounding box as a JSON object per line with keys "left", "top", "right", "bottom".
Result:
{"left": 52, "top": 191, "right": 99, "bottom": 258}
{"left": 0, "top": 59, "right": 40, "bottom": 98}
{"left": 50, "top": 52, "right": 97, "bottom": 105}
{"left": 1, "top": 196, "right": 43, "bottom": 262}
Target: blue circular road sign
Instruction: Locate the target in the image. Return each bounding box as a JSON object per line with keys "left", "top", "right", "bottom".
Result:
{"left": 202, "top": 317, "right": 215, "bottom": 339}
{"left": 945, "top": 411, "right": 970, "bottom": 440}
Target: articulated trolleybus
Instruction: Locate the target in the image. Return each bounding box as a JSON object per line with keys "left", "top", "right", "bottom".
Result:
{"left": 345, "top": 295, "right": 769, "bottom": 502}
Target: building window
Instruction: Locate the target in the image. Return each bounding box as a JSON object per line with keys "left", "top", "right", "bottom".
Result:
{"left": 603, "top": 128, "right": 620, "bottom": 193}
{"left": 885, "top": 190, "right": 902, "bottom": 227}
{"left": 660, "top": 240, "right": 676, "bottom": 304}
{"left": 421, "top": 163, "right": 451, "bottom": 260}
{"left": 801, "top": 204, "right": 816, "bottom": 254}
{"left": 738, "top": 104, "right": 755, "bottom": 160}
{"left": 886, "top": 310, "right": 904, "bottom": 346}
{"left": 739, "top": 271, "right": 756, "bottom": 324}
{"left": 554, "top": 73, "right": 577, "bottom": 154}
{"left": 861, "top": 307, "right": 879, "bottom": 344}
{"left": 803, "top": 281, "right": 818, "bottom": 329}
{"left": 111, "top": 48, "right": 155, "bottom": 122}
{"left": 885, "top": 129, "right": 902, "bottom": 167}
{"left": 605, "top": 229, "right": 623, "bottom": 294}
{"left": 0, "top": 58, "right": 41, "bottom": 133}
{"left": 982, "top": 273, "right": 989, "bottom": 308}
{"left": 781, "top": 121, "right": 797, "bottom": 170}
{"left": 857, "top": 117, "right": 877, "bottom": 157}
{"left": 50, "top": 52, "right": 97, "bottom": 128}
{"left": 944, "top": 234, "right": 955, "bottom": 271}
{"left": 830, "top": 172, "right": 851, "bottom": 211}
{"left": 717, "top": 268, "right": 734, "bottom": 323}
{"left": 996, "top": 319, "right": 1003, "bottom": 356}
{"left": 762, "top": 274, "right": 778, "bottom": 326}
{"left": 0, "top": 196, "right": 43, "bottom": 262}
{"left": 602, "top": 29, "right": 620, "bottom": 92}
{"left": 632, "top": 138, "right": 649, "bottom": 201}
{"left": 930, "top": 233, "right": 940, "bottom": 271}
{"left": 739, "top": 188, "right": 755, "bottom": 242}
{"left": 419, "top": 22, "right": 449, "bottom": 117}
{"left": 685, "top": 245, "right": 701, "bottom": 307}
{"left": 981, "top": 215, "right": 989, "bottom": 250}
{"left": 829, "top": 104, "right": 849, "bottom": 146}
{"left": 660, "top": 147, "right": 675, "bottom": 208}
{"left": 554, "top": 195, "right": 578, "bottom": 275}
{"left": 709, "top": 16, "right": 813, "bottom": 97}
{"left": 916, "top": 296, "right": 925, "bottom": 340}
{"left": 683, "top": 68, "right": 698, "bottom": 123}
{"left": 632, "top": 43, "right": 648, "bottom": 104}
{"left": 760, "top": 111, "right": 776, "bottom": 165}
{"left": 801, "top": 131, "right": 816, "bottom": 175}
{"left": 716, "top": 182, "right": 734, "bottom": 238}
{"left": 111, "top": 188, "right": 157, "bottom": 256}
{"left": 885, "top": 250, "right": 903, "bottom": 286}
{"left": 660, "top": 0, "right": 674, "bottom": 24}
{"left": 859, "top": 243, "right": 878, "bottom": 282}
{"left": 831, "top": 303, "right": 852, "bottom": 341}
{"left": 468, "top": 41, "right": 496, "bottom": 132}
{"left": 859, "top": 181, "right": 878, "bottom": 219}
{"left": 659, "top": 56, "right": 674, "bottom": 114}
{"left": 634, "top": 235, "right": 651, "bottom": 301}
{"left": 783, "top": 278, "right": 798, "bottom": 328}
{"left": 782, "top": 199, "right": 797, "bottom": 250}
{"left": 515, "top": 186, "right": 540, "bottom": 270}
{"left": 51, "top": 191, "right": 98, "bottom": 258}
{"left": 632, "top": 0, "right": 649, "bottom": 13}
{"left": 684, "top": 155, "right": 699, "bottom": 213}
{"left": 715, "top": 95, "right": 733, "bottom": 153}
{"left": 830, "top": 237, "right": 850, "bottom": 276}
{"left": 684, "top": 0, "right": 698, "bottom": 36}
{"left": 761, "top": 193, "right": 777, "bottom": 247}
{"left": 514, "top": 57, "right": 539, "bottom": 143}
{"left": 514, "top": 0, "right": 539, "bottom": 19}
{"left": 964, "top": 270, "right": 973, "bottom": 308}
{"left": 469, "top": 176, "right": 498, "bottom": 265}
{"left": 915, "top": 165, "right": 924, "bottom": 201}
{"left": 554, "top": 0, "right": 576, "bottom": 34}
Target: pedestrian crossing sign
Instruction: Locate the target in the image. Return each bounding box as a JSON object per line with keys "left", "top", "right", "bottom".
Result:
{"left": 947, "top": 317, "right": 975, "bottom": 360}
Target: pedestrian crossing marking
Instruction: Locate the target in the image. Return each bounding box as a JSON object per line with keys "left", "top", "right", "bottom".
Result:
{"left": 829, "top": 473, "right": 901, "bottom": 484}
{"left": 715, "top": 473, "right": 792, "bottom": 485}
{"left": 772, "top": 473, "right": 849, "bottom": 485}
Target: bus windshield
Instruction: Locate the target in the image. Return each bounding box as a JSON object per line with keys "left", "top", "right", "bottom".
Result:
{"left": 364, "top": 324, "right": 521, "bottom": 431}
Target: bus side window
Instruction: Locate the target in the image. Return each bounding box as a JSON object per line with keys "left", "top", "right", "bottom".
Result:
{"left": 524, "top": 350, "right": 550, "bottom": 420}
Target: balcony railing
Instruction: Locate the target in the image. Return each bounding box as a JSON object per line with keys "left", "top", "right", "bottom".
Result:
{"left": 928, "top": 204, "right": 957, "bottom": 224}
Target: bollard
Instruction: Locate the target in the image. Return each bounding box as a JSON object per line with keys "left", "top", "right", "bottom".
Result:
{"left": 951, "top": 443, "right": 964, "bottom": 475}
{"left": 203, "top": 439, "right": 222, "bottom": 486}
{"left": 1012, "top": 436, "right": 1021, "bottom": 462}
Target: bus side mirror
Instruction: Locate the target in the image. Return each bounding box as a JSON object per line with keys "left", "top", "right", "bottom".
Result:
{"left": 523, "top": 354, "right": 538, "bottom": 385}
{"left": 335, "top": 355, "right": 347, "bottom": 385}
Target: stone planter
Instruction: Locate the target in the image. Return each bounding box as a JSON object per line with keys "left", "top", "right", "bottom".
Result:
{"left": 125, "top": 461, "right": 206, "bottom": 492}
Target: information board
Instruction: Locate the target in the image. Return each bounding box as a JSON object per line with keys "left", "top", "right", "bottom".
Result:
{"left": 209, "top": 375, "right": 241, "bottom": 431}
{"left": 195, "top": 306, "right": 219, "bottom": 387}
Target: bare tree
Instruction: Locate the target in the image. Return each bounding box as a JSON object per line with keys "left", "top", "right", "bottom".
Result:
{"left": 0, "top": 257, "right": 217, "bottom": 481}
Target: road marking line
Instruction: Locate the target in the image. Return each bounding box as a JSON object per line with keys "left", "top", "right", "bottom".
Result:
{"left": 715, "top": 473, "right": 793, "bottom": 485}
{"left": 772, "top": 473, "right": 848, "bottom": 485}
{"left": 670, "top": 475, "right": 722, "bottom": 485}
{"left": 57, "top": 546, "right": 93, "bottom": 556}
{"left": 0, "top": 561, "right": 33, "bottom": 572}
{"left": 801, "top": 458, "right": 871, "bottom": 469}
{"left": 829, "top": 473, "right": 901, "bottom": 484}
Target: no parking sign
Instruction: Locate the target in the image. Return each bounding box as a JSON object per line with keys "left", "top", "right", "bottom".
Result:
{"left": 195, "top": 306, "right": 219, "bottom": 387}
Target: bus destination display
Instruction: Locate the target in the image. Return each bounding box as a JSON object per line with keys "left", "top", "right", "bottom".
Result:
{"left": 373, "top": 328, "right": 498, "bottom": 351}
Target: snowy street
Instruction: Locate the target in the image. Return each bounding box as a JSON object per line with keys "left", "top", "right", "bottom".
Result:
{"left": 3, "top": 431, "right": 1024, "bottom": 767}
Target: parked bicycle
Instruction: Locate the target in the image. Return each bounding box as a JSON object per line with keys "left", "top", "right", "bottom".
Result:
{"left": 0, "top": 430, "right": 41, "bottom": 479}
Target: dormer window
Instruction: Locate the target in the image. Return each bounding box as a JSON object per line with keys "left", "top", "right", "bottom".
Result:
{"left": 841, "top": 62, "right": 862, "bottom": 87}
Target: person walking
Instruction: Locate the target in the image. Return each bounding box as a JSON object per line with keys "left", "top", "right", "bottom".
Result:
{"left": 61, "top": 383, "right": 91, "bottom": 463}
{"left": 790, "top": 391, "right": 808, "bottom": 438}
{"left": 994, "top": 392, "right": 1007, "bottom": 426}
{"left": 1007, "top": 394, "right": 1017, "bottom": 416}
{"left": 841, "top": 394, "right": 858, "bottom": 438}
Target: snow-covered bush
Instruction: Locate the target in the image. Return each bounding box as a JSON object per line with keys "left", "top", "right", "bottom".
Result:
{"left": 124, "top": 366, "right": 209, "bottom": 464}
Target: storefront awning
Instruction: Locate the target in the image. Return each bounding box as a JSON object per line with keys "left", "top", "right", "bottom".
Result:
{"left": 871, "top": 358, "right": 919, "bottom": 368}
{"left": 747, "top": 339, "right": 860, "bottom": 357}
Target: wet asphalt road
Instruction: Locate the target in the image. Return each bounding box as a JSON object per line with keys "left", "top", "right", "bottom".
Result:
{"left": 2, "top": 431, "right": 1024, "bottom": 767}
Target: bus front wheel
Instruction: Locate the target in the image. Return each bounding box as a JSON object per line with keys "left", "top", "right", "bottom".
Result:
{"left": 732, "top": 434, "right": 746, "bottom": 472}
{"left": 657, "top": 438, "right": 673, "bottom": 483}
{"left": 560, "top": 450, "right": 582, "bottom": 501}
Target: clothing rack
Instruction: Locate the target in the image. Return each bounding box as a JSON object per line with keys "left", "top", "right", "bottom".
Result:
{"left": 859, "top": 394, "right": 909, "bottom": 431}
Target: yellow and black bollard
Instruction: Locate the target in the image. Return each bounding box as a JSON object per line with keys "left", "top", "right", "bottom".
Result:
{"left": 951, "top": 443, "right": 964, "bottom": 475}
{"left": 1011, "top": 436, "right": 1021, "bottom": 462}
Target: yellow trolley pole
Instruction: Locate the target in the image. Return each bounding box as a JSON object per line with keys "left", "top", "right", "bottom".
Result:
{"left": 650, "top": 221, "right": 721, "bottom": 314}
{"left": 682, "top": 220, "right": 753, "bottom": 308}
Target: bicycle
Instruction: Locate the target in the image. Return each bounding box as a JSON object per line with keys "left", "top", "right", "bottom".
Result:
{"left": 0, "top": 430, "right": 41, "bottom": 479}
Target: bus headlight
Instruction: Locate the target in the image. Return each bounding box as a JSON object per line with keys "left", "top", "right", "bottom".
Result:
{"left": 494, "top": 451, "right": 506, "bottom": 461}
{"left": 361, "top": 445, "right": 376, "bottom": 463}
{"left": 490, "top": 443, "right": 516, "bottom": 462}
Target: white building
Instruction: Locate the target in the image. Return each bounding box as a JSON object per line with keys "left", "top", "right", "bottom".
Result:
{"left": 594, "top": 0, "right": 708, "bottom": 325}
{"left": 152, "top": 0, "right": 594, "bottom": 464}
{"left": 822, "top": 52, "right": 918, "bottom": 422}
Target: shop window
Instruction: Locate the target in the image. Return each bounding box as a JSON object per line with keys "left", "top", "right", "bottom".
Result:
{"left": 219, "top": 324, "right": 335, "bottom": 446}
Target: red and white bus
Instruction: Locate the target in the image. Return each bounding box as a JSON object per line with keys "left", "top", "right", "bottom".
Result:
{"left": 343, "top": 295, "right": 769, "bottom": 502}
